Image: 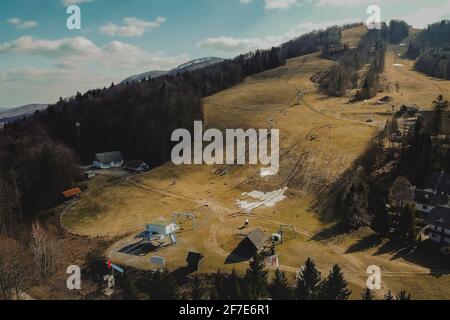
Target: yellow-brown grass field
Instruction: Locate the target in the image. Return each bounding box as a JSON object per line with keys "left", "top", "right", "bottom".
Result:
{"left": 61, "top": 27, "right": 450, "bottom": 299}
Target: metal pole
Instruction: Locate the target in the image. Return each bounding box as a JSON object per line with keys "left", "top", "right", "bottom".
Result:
{"left": 75, "top": 122, "right": 81, "bottom": 149}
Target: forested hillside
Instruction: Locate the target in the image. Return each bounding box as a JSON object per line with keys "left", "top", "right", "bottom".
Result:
{"left": 0, "top": 26, "right": 345, "bottom": 233}
{"left": 315, "top": 27, "right": 387, "bottom": 100}
{"left": 388, "top": 20, "right": 409, "bottom": 44}
{"left": 406, "top": 20, "right": 450, "bottom": 79}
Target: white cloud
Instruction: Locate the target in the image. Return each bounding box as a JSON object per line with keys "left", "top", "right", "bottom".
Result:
{"left": 99, "top": 17, "right": 166, "bottom": 37}
{"left": 7, "top": 18, "right": 38, "bottom": 29}
{"left": 313, "top": 0, "right": 377, "bottom": 6}
{"left": 265, "top": 0, "right": 299, "bottom": 10}
{"left": 0, "top": 36, "right": 188, "bottom": 72}
{"left": 400, "top": 0, "right": 450, "bottom": 28}
{"left": 240, "top": 0, "right": 300, "bottom": 10}
{"left": 0, "top": 35, "right": 190, "bottom": 106}
{"left": 62, "top": 0, "right": 93, "bottom": 5}
{"left": 198, "top": 17, "right": 360, "bottom": 52}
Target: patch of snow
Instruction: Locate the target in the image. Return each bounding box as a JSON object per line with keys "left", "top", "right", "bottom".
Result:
{"left": 236, "top": 187, "right": 288, "bottom": 213}
{"left": 261, "top": 167, "right": 279, "bottom": 177}
{"left": 393, "top": 63, "right": 404, "bottom": 67}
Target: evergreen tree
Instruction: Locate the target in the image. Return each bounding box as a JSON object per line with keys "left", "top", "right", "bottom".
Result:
{"left": 119, "top": 273, "right": 139, "bottom": 300}
{"left": 433, "top": 94, "right": 449, "bottom": 112}
{"left": 211, "top": 270, "right": 226, "bottom": 300}
{"left": 361, "top": 288, "right": 375, "bottom": 300}
{"left": 432, "top": 95, "right": 449, "bottom": 133}
{"left": 388, "top": 20, "right": 409, "bottom": 44}
{"left": 226, "top": 269, "right": 243, "bottom": 300}
{"left": 384, "top": 290, "right": 394, "bottom": 300}
{"left": 244, "top": 253, "right": 268, "bottom": 300}
{"left": 147, "top": 270, "right": 179, "bottom": 300}
{"left": 295, "top": 258, "right": 322, "bottom": 300}
{"left": 190, "top": 276, "right": 205, "bottom": 300}
{"left": 396, "top": 290, "right": 412, "bottom": 300}
{"left": 395, "top": 203, "right": 417, "bottom": 242}
{"left": 227, "top": 269, "right": 242, "bottom": 300}
{"left": 342, "top": 169, "right": 372, "bottom": 229}
{"left": 269, "top": 269, "right": 294, "bottom": 300}
{"left": 319, "top": 265, "right": 352, "bottom": 300}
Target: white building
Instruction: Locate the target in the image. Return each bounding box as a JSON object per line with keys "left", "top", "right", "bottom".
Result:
{"left": 93, "top": 151, "right": 124, "bottom": 169}
{"left": 414, "top": 188, "right": 449, "bottom": 215}
{"left": 146, "top": 219, "right": 178, "bottom": 236}
{"left": 426, "top": 206, "right": 450, "bottom": 245}
{"left": 413, "top": 172, "right": 450, "bottom": 216}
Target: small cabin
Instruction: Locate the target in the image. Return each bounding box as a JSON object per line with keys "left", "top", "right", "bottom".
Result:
{"left": 93, "top": 151, "right": 124, "bottom": 169}
{"left": 146, "top": 219, "right": 178, "bottom": 236}
{"left": 84, "top": 171, "right": 96, "bottom": 180}
{"left": 62, "top": 187, "right": 82, "bottom": 201}
{"left": 246, "top": 228, "right": 267, "bottom": 252}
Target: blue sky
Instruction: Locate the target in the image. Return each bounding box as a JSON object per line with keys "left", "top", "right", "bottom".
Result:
{"left": 1, "top": 0, "right": 450, "bottom": 108}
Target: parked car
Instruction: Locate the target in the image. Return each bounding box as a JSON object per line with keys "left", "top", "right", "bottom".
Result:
{"left": 124, "top": 160, "right": 150, "bottom": 173}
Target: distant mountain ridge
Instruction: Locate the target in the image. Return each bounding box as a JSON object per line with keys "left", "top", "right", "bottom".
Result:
{"left": 0, "top": 104, "right": 49, "bottom": 126}
{"left": 121, "top": 57, "right": 224, "bottom": 84}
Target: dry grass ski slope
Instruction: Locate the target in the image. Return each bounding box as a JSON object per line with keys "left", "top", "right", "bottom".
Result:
{"left": 62, "top": 26, "right": 450, "bottom": 299}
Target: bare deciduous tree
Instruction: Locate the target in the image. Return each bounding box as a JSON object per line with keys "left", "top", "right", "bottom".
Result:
{"left": 0, "top": 238, "right": 33, "bottom": 300}
{"left": 30, "top": 221, "right": 57, "bottom": 279}
{"left": 388, "top": 177, "right": 414, "bottom": 209}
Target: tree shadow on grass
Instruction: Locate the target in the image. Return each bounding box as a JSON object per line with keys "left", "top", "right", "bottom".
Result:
{"left": 345, "top": 234, "right": 384, "bottom": 254}
{"left": 225, "top": 238, "right": 256, "bottom": 265}
{"left": 311, "top": 224, "right": 347, "bottom": 242}
{"left": 373, "top": 239, "right": 450, "bottom": 275}
{"left": 171, "top": 266, "right": 196, "bottom": 282}
{"left": 119, "top": 241, "right": 162, "bottom": 256}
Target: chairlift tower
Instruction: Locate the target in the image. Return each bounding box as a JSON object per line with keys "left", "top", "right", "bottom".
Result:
{"left": 75, "top": 122, "right": 81, "bottom": 148}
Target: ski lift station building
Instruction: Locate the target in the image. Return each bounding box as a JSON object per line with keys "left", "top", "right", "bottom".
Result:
{"left": 146, "top": 219, "right": 178, "bottom": 236}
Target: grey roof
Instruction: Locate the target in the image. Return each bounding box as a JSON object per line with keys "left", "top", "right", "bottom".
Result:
{"left": 426, "top": 206, "right": 450, "bottom": 229}
{"left": 94, "top": 151, "right": 123, "bottom": 163}
{"left": 414, "top": 189, "right": 449, "bottom": 206}
{"left": 247, "top": 228, "right": 267, "bottom": 250}
{"left": 424, "top": 172, "right": 450, "bottom": 195}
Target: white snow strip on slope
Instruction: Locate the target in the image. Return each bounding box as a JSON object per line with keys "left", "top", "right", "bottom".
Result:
{"left": 236, "top": 187, "right": 288, "bottom": 213}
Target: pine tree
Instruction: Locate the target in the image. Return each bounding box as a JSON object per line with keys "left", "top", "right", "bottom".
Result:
{"left": 191, "top": 276, "right": 205, "bottom": 300}
{"left": 120, "top": 273, "right": 139, "bottom": 300}
{"left": 342, "top": 170, "right": 372, "bottom": 229}
{"left": 211, "top": 269, "right": 226, "bottom": 300}
{"left": 384, "top": 290, "right": 394, "bottom": 300}
{"left": 396, "top": 204, "right": 417, "bottom": 242}
{"left": 396, "top": 290, "right": 412, "bottom": 300}
{"left": 433, "top": 95, "right": 449, "bottom": 112}
{"left": 227, "top": 269, "right": 242, "bottom": 300}
{"left": 432, "top": 95, "right": 449, "bottom": 133}
{"left": 245, "top": 253, "right": 268, "bottom": 300}
{"left": 148, "top": 270, "right": 179, "bottom": 300}
{"left": 295, "top": 258, "right": 322, "bottom": 300}
{"left": 319, "top": 265, "right": 352, "bottom": 300}
{"left": 361, "top": 288, "right": 375, "bottom": 300}
{"left": 269, "top": 269, "right": 293, "bottom": 300}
